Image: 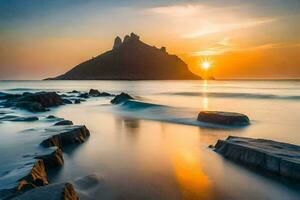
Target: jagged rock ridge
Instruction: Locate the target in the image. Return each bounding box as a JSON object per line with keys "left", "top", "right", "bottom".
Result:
{"left": 48, "top": 33, "right": 200, "bottom": 80}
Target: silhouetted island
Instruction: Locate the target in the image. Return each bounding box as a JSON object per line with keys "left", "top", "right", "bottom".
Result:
{"left": 47, "top": 33, "right": 200, "bottom": 80}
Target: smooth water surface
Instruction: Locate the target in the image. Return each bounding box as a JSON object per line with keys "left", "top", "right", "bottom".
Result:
{"left": 1, "top": 80, "right": 300, "bottom": 200}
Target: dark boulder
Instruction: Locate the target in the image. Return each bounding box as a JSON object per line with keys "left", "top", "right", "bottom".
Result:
{"left": 4, "top": 92, "right": 64, "bottom": 112}
{"left": 17, "top": 160, "right": 48, "bottom": 191}
{"left": 0, "top": 115, "right": 39, "bottom": 122}
{"left": 74, "top": 99, "right": 81, "bottom": 104}
{"left": 18, "top": 92, "right": 63, "bottom": 107}
{"left": 78, "top": 93, "right": 89, "bottom": 99}
{"left": 41, "top": 126, "right": 90, "bottom": 149}
{"left": 54, "top": 120, "right": 73, "bottom": 126}
{"left": 47, "top": 115, "right": 56, "bottom": 119}
{"left": 111, "top": 92, "right": 134, "bottom": 104}
{"left": 12, "top": 182, "right": 79, "bottom": 200}
{"left": 68, "top": 90, "right": 80, "bottom": 94}
{"left": 36, "top": 148, "right": 64, "bottom": 169}
{"left": 89, "top": 89, "right": 101, "bottom": 96}
{"left": 63, "top": 99, "right": 72, "bottom": 104}
{"left": 197, "top": 111, "right": 250, "bottom": 126}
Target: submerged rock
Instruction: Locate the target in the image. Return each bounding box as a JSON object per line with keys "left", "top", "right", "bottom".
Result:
{"left": 74, "top": 99, "right": 81, "bottom": 104}
{"left": 69, "top": 90, "right": 80, "bottom": 94}
{"left": 12, "top": 182, "right": 79, "bottom": 200}
{"left": 213, "top": 136, "right": 300, "bottom": 181}
{"left": 89, "top": 89, "right": 112, "bottom": 97}
{"left": 36, "top": 148, "right": 64, "bottom": 169}
{"left": 197, "top": 111, "right": 250, "bottom": 126}
{"left": 54, "top": 120, "right": 73, "bottom": 126}
{"left": 0, "top": 115, "right": 39, "bottom": 122}
{"left": 111, "top": 92, "right": 134, "bottom": 104}
{"left": 78, "top": 93, "right": 89, "bottom": 99}
{"left": 47, "top": 115, "right": 56, "bottom": 119}
{"left": 74, "top": 173, "right": 103, "bottom": 190}
{"left": 41, "top": 126, "right": 90, "bottom": 149}
{"left": 63, "top": 99, "right": 72, "bottom": 104}
{"left": 17, "top": 160, "right": 49, "bottom": 191}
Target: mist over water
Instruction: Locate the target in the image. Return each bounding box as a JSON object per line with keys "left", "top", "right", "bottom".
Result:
{"left": 1, "top": 80, "right": 300, "bottom": 200}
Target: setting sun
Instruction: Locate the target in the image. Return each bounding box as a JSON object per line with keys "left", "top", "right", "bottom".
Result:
{"left": 201, "top": 61, "right": 211, "bottom": 70}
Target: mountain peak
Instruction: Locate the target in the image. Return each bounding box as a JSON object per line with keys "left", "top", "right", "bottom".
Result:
{"left": 47, "top": 33, "right": 200, "bottom": 80}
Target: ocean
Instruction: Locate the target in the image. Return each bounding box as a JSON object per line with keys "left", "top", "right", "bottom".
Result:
{"left": 0, "top": 80, "right": 300, "bottom": 200}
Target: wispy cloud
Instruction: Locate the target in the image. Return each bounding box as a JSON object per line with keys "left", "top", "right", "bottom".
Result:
{"left": 145, "top": 4, "right": 277, "bottom": 39}
{"left": 192, "top": 40, "right": 300, "bottom": 56}
{"left": 183, "top": 18, "right": 276, "bottom": 38}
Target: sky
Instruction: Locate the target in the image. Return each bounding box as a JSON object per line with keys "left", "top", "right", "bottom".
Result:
{"left": 0, "top": 0, "right": 300, "bottom": 79}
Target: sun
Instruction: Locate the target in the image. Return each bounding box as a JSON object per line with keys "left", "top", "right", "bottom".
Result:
{"left": 201, "top": 61, "right": 211, "bottom": 70}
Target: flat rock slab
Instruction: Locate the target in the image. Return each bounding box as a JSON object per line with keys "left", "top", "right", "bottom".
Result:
{"left": 12, "top": 183, "right": 79, "bottom": 200}
{"left": 197, "top": 111, "right": 250, "bottom": 126}
{"left": 214, "top": 136, "right": 300, "bottom": 181}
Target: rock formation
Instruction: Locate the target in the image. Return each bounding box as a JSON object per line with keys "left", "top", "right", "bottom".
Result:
{"left": 54, "top": 120, "right": 74, "bottom": 126}
{"left": 213, "top": 136, "right": 300, "bottom": 181}
{"left": 197, "top": 111, "right": 250, "bottom": 126}
{"left": 47, "top": 33, "right": 200, "bottom": 80}
{"left": 2, "top": 92, "right": 63, "bottom": 112}
{"left": 12, "top": 183, "right": 79, "bottom": 200}
{"left": 111, "top": 92, "right": 134, "bottom": 104}
{"left": 41, "top": 125, "right": 90, "bottom": 149}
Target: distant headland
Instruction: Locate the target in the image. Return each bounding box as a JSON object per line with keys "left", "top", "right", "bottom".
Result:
{"left": 46, "top": 33, "right": 200, "bottom": 80}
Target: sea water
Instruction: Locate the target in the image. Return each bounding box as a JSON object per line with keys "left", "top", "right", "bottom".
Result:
{"left": 0, "top": 80, "right": 300, "bottom": 200}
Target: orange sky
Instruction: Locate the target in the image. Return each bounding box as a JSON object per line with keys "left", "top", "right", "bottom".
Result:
{"left": 0, "top": 1, "right": 300, "bottom": 79}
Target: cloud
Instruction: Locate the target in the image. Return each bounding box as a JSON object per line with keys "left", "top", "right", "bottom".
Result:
{"left": 192, "top": 41, "right": 300, "bottom": 56}
{"left": 183, "top": 18, "right": 276, "bottom": 38}
{"left": 145, "top": 4, "right": 277, "bottom": 39}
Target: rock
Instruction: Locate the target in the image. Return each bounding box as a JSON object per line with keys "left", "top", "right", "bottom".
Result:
{"left": 69, "top": 90, "right": 80, "bottom": 93}
{"left": 41, "top": 125, "right": 90, "bottom": 149}
{"left": 0, "top": 115, "right": 39, "bottom": 122}
{"left": 89, "top": 89, "right": 112, "bottom": 97}
{"left": 17, "top": 160, "right": 48, "bottom": 191}
{"left": 3, "top": 92, "right": 63, "bottom": 112}
{"left": 113, "top": 36, "right": 122, "bottom": 50}
{"left": 74, "top": 99, "right": 81, "bottom": 104}
{"left": 36, "top": 148, "right": 64, "bottom": 169}
{"left": 63, "top": 99, "right": 72, "bottom": 104}
{"left": 47, "top": 115, "right": 56, "bottom": 119}
{"left": 111, "top": 92, "right": 134, "bottom": 104}
{"left": 54, "top": 120, "right": 73, "bottom": 126}
{"left": 213, "top": 136, "right": 300, "bottom": 181}
{"left": 160, "top": 46, "right": 166, "bottom": 53}
{"left": 78, "top": 93, "right": 89, "bottom": 99}
{"left": 197, "top": 111, "right": 250, "bottom": 126}
{"left": 89, "top": 89, "right": 101, "bottom": 96}
{"left": 18, "top": 92, "right": 63, "bottom": 107}
{"left": 12, "top": 182, "right": 79, "bottom": 200}
{"left": 74, "top": 173, "right": 103, "bottom": 190}
{"left": 46, "top": 33, "right": 201, "bottom": 80}
{"left": 15, "top": 101, "right": 48, "bottom": 112}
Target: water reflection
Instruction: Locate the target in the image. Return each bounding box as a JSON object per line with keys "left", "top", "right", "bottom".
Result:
{"left": 202, "top": 80, "right": 209, "bottom": 110}
{"left": 164, "top": 125, "right": 214, "bottom": 200}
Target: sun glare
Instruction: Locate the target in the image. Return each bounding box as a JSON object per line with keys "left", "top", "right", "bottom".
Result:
{"left": 201, "top": 61, "right": 211, "bottom": 70}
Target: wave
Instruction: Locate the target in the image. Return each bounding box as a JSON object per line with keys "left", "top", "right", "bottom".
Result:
{"left": 110, "top": 99, "right": 245, "bottom": 129}
{"left": 162, "top": 92, "right": 300, "bottom": 100}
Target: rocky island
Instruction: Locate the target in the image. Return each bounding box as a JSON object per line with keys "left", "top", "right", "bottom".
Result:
{"left": 47, "top": 33, "right": 200, "bottom": 80}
